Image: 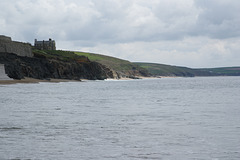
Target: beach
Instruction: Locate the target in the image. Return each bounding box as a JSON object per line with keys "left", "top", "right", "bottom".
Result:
{"left": 0, "top": 77, "right": 82, "bottom": 85}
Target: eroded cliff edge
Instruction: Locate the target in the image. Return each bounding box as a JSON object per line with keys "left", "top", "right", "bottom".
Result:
{"left": 0, "top": 51, "right": 114, "bottom": 80}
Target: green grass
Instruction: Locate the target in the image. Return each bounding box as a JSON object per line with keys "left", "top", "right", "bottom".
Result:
{"left": 201, "top": 67, "right": 240, "bottom": 75}
{"left": 33, "top": 50, "right": 148, "bottom": 76}
{"left": 134, "top": 62, "right": 196, "bottom": 77}
{"left": 74, "top": 52, "right": 150, "bottom": 77}
{"left": 74, "top": 51, "right": 137, "bottom": 71}
{"left": 33, "top": 49, "right": 89, "bottom": 62}
{"left": 135, "top": 63, "right": 240, "bottom": 76}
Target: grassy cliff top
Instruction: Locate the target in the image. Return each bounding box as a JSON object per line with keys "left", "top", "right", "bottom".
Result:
{"left": 32, "top": 49, "right": 89, "bottom": 63}
{"left": 200, "top": 67, "right": 240, "bottom": 76}
{"left": 74, "top": 51, "right": 136, "bottom": 71}
{"left": 135, "top": 62, "right": 240, "bottom": 76}
{"left": 32, "top": 49, "right": 150, "bottom": 77}
{"left": 33, "top": 49, "right": 135, "bottom": 70}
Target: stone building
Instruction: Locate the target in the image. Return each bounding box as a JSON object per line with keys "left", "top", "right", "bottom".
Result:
{"left": 0, "top": 35, "right": 33, "bottom": 57}
{"left": 34, "top": 38, "right": 56, "bottom": 50}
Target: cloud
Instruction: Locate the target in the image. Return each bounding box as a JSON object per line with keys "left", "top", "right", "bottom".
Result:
{"left": 1, "top": 0, "right": 239, "bottom": 42}
{"left": 193, "top": 0, "right": 240, "bottom": 38}
{"left": 0, "top": 0, "right": 240, "bottom": 67}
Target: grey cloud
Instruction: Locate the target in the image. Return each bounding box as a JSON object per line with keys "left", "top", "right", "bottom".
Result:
{"left": 193, "top": 0, "right": 240, "bottom": 39}
{"left": 1, "top": 0, "right": 240, "bottom": 44}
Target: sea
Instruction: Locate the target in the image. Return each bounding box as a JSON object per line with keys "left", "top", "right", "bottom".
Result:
{"left": 0, "top": 77, "right": 240, "bottom": 160}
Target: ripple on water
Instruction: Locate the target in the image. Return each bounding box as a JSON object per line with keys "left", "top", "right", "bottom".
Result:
{"left": 1, "top": 77, "right": 240, "bottom": 160}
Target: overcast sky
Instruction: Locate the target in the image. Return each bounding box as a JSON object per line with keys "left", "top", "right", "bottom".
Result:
{"left": 1, "top": 0, "right": 240, "bottom": 68}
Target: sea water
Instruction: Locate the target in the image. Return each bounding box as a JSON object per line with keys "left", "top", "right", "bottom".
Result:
{"left": 0, "top": 77, "right": 240, "bottom": 160}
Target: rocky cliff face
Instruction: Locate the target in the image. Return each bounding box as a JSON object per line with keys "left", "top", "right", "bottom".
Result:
{"left": 112, "top": 69, "right": 150, "bottom": 79}
{"left": 0, "top": 52, "right": 114, "bottom": 80}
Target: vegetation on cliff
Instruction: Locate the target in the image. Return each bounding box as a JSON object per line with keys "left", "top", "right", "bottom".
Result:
{"left": 199, "top": 67, "right": 240, "bottom": 76}
{"left": 75, "top": 52, "right": 150, "bottom": 78}
{"left": 33, "top": 50, "right": 150, "bottom": 79}
{"left": 0, "top": 50, "right": 114, "bottom": 80}
{"left": 134, "top": 62, "right": 240, "bottom": 77}
{"left": 33, "top": 49, "right": 89, "bottom": 63}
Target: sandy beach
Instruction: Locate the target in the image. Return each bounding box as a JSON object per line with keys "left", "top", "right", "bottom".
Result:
{"left": 0, "top": 76, "right": 166, "bottom": 85}
{"left": 0, "top": 77, "right": 82, "bottom": 85}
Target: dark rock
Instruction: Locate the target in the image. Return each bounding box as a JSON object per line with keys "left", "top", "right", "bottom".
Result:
{"left": 0, "top": 52, "right": 114, "bottom": 80}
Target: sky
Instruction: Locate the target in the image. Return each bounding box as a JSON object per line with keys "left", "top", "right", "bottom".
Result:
{"left": 0, "top": 0, "right": 240, "bottom": 68}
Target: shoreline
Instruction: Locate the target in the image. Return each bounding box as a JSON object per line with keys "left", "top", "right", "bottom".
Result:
{"left": 0, "top": 77, "right": 82, "bottom": 85}
{"left": 0, "top": 76, "right": 173, "bottom": 85}
{"left": 105, "top": 76, "right": 163, "bottom": 81}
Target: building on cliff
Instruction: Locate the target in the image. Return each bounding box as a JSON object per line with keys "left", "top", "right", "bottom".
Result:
{"left": 0, "top": 35, "right": 33, "bottom": 57}
{"left": 34, "top": 38, "right": 56, "bottom": 50}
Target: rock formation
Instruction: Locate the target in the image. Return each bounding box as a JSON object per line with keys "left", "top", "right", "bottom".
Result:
{"left": 0, "top": 52, "right": 114, "bottom": 80}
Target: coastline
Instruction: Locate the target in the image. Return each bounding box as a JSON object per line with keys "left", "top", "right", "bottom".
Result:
{"left": 0, "top": 76, "right": 170, "bottom": 85}
{"left": 105, "top": 76, "right": 163, "bottom": 81}
{"left": 0, "top": 77, "right": 82, "bottom": 85}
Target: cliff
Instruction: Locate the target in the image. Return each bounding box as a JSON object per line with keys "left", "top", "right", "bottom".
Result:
{"left": 74, "top": 52, "right": 150, "bottom": 79}
{"left": 0, "top": 51, "right": 114, "bottom": 80}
